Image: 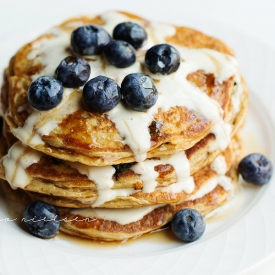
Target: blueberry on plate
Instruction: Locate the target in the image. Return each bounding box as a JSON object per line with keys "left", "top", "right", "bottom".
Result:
{"left": 55, "top": 56, "right": 91, "bottom": 88}
{"left": 238, "top": 153, "right": 273, "bottom": 185}
{"left": 104, "top": 40, "right": 136, "bottom": 68}
{"left": 145, "top": 44, "right": 181, "bottom": 75}
{"left": 28, "top": 76, "right": 63, "bottom": 111}
{"left": 113, "top": 22, "right": 147, "bottom": 49}
{"left": 71, "top": 25, "right": 111, "bottom": 55}
{"left": 171, "top": 208, "right": 205, "bottom": 242}
{"left": 23, "top": 201, "right": 60, "bottom": 239}
{"left": 121, "top": 73, "right": 158, "bottom": 112}
{"left": 83, "top": 75, "right": 121, "bottom": 112}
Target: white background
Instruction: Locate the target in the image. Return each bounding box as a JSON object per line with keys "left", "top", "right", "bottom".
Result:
{"left": 0, "top": 0, "right": 275, "bottom": 48}
{"left": 0, "top": 0, "right": 275, "bottom": 274}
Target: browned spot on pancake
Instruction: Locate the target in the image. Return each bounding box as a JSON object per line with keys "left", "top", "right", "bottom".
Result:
{"left": 186, "top": 134, "right": 215, "bottom": 159}
{"left": 119, "top": 11, "right": 147, "bottom": 21}
{"left": 59, "top": 15, "right": 104, "bottom": 29}
{"left": 14, "top": 34, "right": 53, "bottom": 76}
{"left": 155, "top": 164, "right": 172, "bottom": 173}
{"left": 26, "top": 155, "right": 87, "bottom": 181}
{"left": 187, "top": 71, "right": 234, "bottom": 112}
{"left": 166, "top": 26, "right": 234, "bottom": 56}
{"left": 43, "top": 110, "right": 129, "bottom": 153}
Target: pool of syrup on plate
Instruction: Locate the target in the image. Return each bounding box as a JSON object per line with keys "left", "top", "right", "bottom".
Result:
{"left": 56, "top": 225, "right": 179, "bottom": 249}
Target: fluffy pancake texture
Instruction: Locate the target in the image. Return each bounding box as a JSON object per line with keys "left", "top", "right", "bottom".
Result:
{"left": 0, "top": 133, "right": 240, "bottom": 208}
{"left": 0, "top": 11, "right": 248, "bottom": 242}
{"left": 58, "top": 183, "right": 234, "bottom": 242}
{"left": 0, "top": 169, "right": 237, "bottom": 242}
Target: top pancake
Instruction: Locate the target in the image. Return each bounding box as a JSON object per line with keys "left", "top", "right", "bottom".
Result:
{"left": 1, "top": 11, "right": 246, "bottom": 165}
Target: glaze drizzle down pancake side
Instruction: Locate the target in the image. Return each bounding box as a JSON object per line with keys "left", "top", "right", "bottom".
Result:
{"left": 2, "top": 142, "right": 42, "bottom": 189}
{"left": 1, "top": 141, "right": 195, "bottom": 207}
{"left": 69, "top": 166, "right": 234, "bottom": 225}
{"left": 0, "top": 137, "right": 237, "bottom": 209}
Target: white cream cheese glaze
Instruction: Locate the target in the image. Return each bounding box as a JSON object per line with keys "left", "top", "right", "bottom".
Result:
{"left": 210, "top": 155, "right": 227, "bottom": 175}
{"left": 186, "top": 175, "right": 233, "bottom": 201}
{"left": 107, "top": 103, "right": 153, "bottom": 162}
{"left": 13, "top": 11, "right": 243, "bottom": 162}
{"left": 68, "top": 162, "right": 137, "bottom": 207}
{"left": 1, "top": 141, "right": 42, "bottom": 189}
{"left": 71, "top": 174, "right": 233, "bottom": 225}
{"left": 131, "top": 151, "right": 193, "bottom": 194}
{"left": 13, "top": 88, "right": 81, "bottom": 146}
{"left": 28, "top": 28, "right": 70, "bottom": 80}
{"left": 72, "top": 151, "right": 194, "bottom": 206}
{"left": 231, "top": 73, "right": 243, "bottom": 116}
{"left": 71, "top": 204, "right": 164, "bottom": 225}
{"left": 186, "top": 155, "right": 233, "bottom": 202}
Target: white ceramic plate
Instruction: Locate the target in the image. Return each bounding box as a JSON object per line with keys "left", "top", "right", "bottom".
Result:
{"left": 1, "top": 11, "right": 275, "bottom": 275}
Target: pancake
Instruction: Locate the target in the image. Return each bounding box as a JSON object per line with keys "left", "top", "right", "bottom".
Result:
{"left": 58, "top": 185, "right": 232, "bottom": 242}
{"left": 0, "top": 179, "right": 31, "bottom": 206}
{"left": 0, "top": 159, "right": 238, "bottom": 242}
{"left": 58, "top": 164, "right": 238, "bottom": 242}
{"left": 2, "top": 11, "right": 247, "bottom": 166}
{"left": 0, "top": 123, "right": 241, "bottom": 208}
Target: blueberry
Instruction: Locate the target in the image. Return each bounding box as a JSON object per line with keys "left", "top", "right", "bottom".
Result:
{"left": 71, "top": 25, "right": 111, "bottom": 55}
{"left": 83, "top": 76, "right": 121, "bottom": 112}
{"left": 145, "top": 44, "right": 181, "bottom": 75}
{"left": 113, "top": 22, "right": 147, "bottom": 49}
{"left": 238, "top": 153, "right": 273, "bottom": 185}
{"left": 23, "top": 201, "right": 60, "bottom": 239}
{"left": 28, "top": 76, "right": 63, "bottom": 111}
{"left": 171, "top": 209, "right": 205, "bottom": 242}
{"left": 55, "top": 56, "right": 90, "bottom": 88}
{"left": 121, "top": 73, "right": 158, "bottom": 112}
{"left": 104, "top": 40, "right": 136, "bottom": 68}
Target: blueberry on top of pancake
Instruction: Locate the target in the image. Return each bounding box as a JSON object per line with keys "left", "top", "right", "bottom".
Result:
{"left": 113, "top": 22, "right": 147, "bottom": 49}
{"left": 55, "top": 56, "right": 91, "bottom": 88}
{"left": 71, "top": 25, "right": 111, "bottom": 55}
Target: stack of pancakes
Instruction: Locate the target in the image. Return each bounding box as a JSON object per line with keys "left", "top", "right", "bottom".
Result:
{"left": 0, "top": 11, "right": 248, "bottom": 242}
